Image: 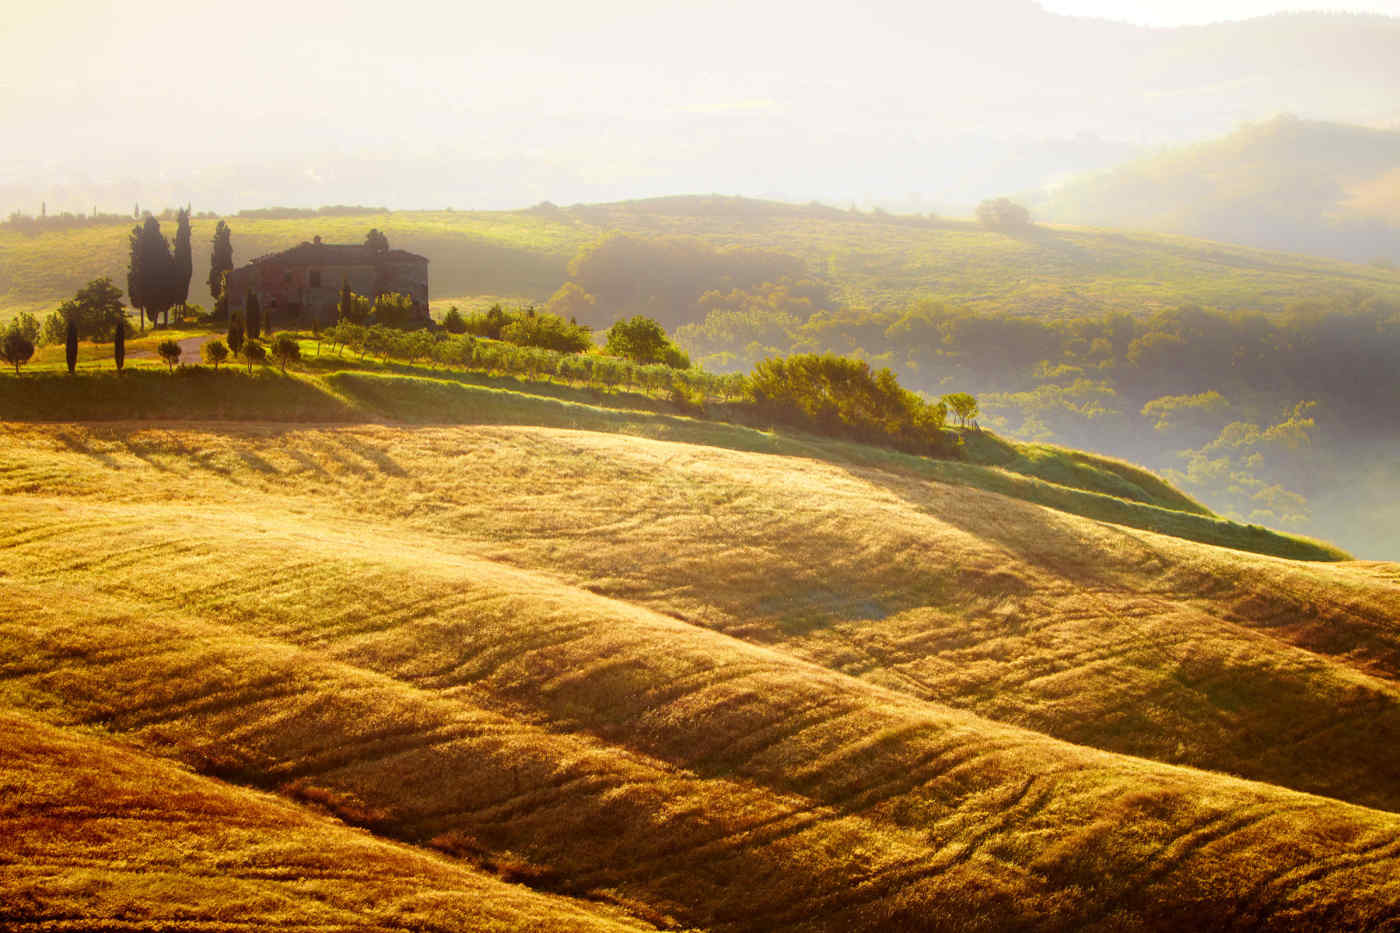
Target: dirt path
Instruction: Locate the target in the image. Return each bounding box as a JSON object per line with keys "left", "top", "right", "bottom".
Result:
{"left": 130, "top": 334, "right": 217, "bottom": 365}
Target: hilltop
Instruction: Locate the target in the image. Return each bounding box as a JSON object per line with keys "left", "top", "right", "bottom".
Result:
{"left": 1035, "top": 117, "right": 1400, "bottom": 264}
{"left": 6, "top": 198, "right": 1400, "bottom": 329}
{"left": 2, "top": 374, "right": 1400, "bottom": 927}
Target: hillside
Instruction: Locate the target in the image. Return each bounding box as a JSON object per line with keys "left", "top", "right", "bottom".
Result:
{"left": 6, "top": 197, "right": 1400, "bottom": 553}
{"left": 1035, "top": 117, "right": 1400, "bottom": 264}
{"left": 0, "top": 365, "right": 1341, "bottom": 563}
{"left": 3, "top": 374, "right": 1400, "bottom": 927}
{"left": 6, "top": 199, "right": 1400, "bottom": 329}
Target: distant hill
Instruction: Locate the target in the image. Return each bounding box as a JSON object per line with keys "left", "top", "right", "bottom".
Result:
{"left": 6, "top": 198, "right": 1400, "bottom": 327}
{"left": 1035, "top": 117, "right": 1400, "bottom": 264}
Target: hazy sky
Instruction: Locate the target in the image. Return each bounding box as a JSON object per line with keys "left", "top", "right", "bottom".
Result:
{"left": 2, "top": 0, "right": 1398, "bottom": 212}
{"left": 1042, "top": 0, "right": 1400, "bottom": 24}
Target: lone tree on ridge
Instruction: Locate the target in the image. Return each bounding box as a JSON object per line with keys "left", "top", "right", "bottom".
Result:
{"left": 943, "top": 392, "right": 980, "bottom": 428}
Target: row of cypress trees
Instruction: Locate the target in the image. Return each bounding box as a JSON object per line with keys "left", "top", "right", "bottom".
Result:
{"left": 126, "top": 209, "right": 193, "bottom": 331}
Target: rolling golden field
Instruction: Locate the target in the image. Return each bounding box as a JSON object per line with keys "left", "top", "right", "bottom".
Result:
{"left": 2, "top": 404, "right": 1400, "bottom": 929}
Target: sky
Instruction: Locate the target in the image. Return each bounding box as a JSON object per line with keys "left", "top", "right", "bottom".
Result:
{"left": 1042, "top": 0, "right": 1400, "bottom": 24}
{"left": 1, "top": 0, "right": 1398, "bottom": 213}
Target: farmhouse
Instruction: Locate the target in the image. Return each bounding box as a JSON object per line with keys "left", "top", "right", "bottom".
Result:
{"left": 227, "top": 236, "right": 429, "bottom": 326}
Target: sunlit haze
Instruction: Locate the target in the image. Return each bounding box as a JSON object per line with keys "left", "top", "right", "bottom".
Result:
{"left": 2, "top": 0, "right": 1399, "bottom": 212}
{"left": 1042, "top": 0, "right": 1400, "bottom": 25}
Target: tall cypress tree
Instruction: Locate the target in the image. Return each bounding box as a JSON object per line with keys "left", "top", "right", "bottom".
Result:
{"left": 214, "top": 271, "right": 229, "bottom": 322}
{"left": 169, "top": 208, "right": 193, "bottom": 327}
{"left": 127, "top": 224, "right": 146, "bottom": 332}
{"left": 65, "top": 318, "right": 78, "bottom": 374}
{"left": 338, "top": 281, "right": 353, "bottom": 323}
{"left": 246, "top": 292, "right": 261, "bottom": 339}
{"left": 114, "top": 319, "right": 125, "bottom": 372}
{"left": 132, "top": 216, "right": 174, "bottom": 329}
{"left": 208, "top": 221, "right": 233, "bottom": 304}
{"left": 227, "top": 313, "right": 244, "bottom": 356}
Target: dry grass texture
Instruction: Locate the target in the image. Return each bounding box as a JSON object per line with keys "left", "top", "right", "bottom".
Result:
{"left": 3, "top": 420, "right": 1400, "bottom": 930}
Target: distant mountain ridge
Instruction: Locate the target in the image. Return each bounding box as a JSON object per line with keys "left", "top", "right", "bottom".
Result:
{"left": 1035, "top": 117, "right": 1400, "bottom": 264}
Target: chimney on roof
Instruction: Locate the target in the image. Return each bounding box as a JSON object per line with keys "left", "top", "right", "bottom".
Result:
{"left": 313, "top": 235, "right": 322, "bottom": 245}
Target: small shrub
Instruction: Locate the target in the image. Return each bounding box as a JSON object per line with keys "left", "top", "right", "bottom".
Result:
{"left": 270, "top": 334, "right": 301, "bottom": 373}
{"left": 240, "top": 338, "right": 267, "bottom": 373}
{"left": 1, "top": 330, "right": 36, "bottom": 374}
{"left": 202, "top": 339, "right": 229, "bottom": 370}
{"left": 157, "top": 339, "right": 182, "bottom": 372}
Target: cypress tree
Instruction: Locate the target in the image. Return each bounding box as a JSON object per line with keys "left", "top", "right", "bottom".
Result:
{"left": 338, "top": 280, "right": 353, "bottom": 323}
{"left": 246, "top": 292, "right": 261, "bottom": 339}
{"left": 127, "top": 224, "right": 146, "bottom": 331}
{"left": 114, "top": 319, "right": 125, "bottom": 373}
{"left": 65, "top": 318, "right": 78, "bottom": 374}
{"left": 169, "top": 208, "right": 193, "bottom": 327}
{"left": 208, "top": 220, "right": 233, "bottom": 304}
{"left": 132, "top": 216, "right": 174, "bottom": 329}
{"left": 227, "top": 313, "right": 244, "bottom": 356}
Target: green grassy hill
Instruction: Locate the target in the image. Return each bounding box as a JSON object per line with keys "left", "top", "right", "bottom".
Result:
{"left": 1035, "top": 116, "right": 1400, "bottom": 265}
{"left": 6, "top": 197, "right": 1400, "bottom": 328}
{"left": 2, "top": 394, "right": 1399, "bottom": 928}
{"left": 0, "top": 359, "right": 1345, "bottom": 563}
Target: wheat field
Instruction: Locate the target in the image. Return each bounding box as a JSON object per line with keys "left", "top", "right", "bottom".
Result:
{"left": 3, "top": 420, "right": 1400, "bottom": 929}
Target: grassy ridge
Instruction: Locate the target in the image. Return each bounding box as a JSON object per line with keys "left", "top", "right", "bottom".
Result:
{"left": 323, "top": 370, "right": 1345, "bottom": 561}
{"left": 7, "top": 200, "right": 1400, "bottom": 326}
{"left": 3, "top": 482, "right": 1400, "bottom": 928}
{"left": 0, "top": 364, "right": 1345, "bottom": 561}
{"left": 960, "top": 430, "right": 1213, "bottom": 516}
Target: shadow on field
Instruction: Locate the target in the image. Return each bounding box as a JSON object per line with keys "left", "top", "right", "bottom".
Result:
{"left": 51, "top": 430, "right": 119, "bottom": 469}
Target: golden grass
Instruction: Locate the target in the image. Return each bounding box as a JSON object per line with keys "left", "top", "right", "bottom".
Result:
{"left": 3, "top": 421, "right": 1400, "bottom": 928}
{"left": 0, "top": 711, "right": 656, "bottom": 931}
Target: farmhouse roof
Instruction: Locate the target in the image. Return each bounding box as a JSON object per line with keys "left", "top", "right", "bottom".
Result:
{"left": 246, "top": 241, "right": 428, "bottom": 266}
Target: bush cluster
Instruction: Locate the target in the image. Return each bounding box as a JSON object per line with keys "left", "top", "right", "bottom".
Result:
{"left": 319, "top": 323, "right": 745, "bottom": 403}
{"left": 748, "top": 354, "right": 956, "bottom": 455}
